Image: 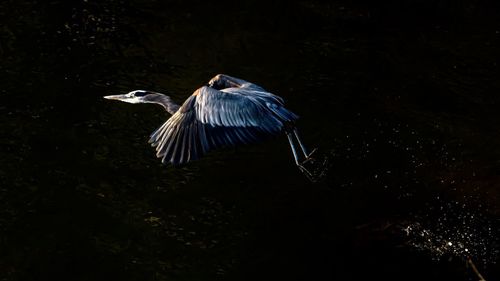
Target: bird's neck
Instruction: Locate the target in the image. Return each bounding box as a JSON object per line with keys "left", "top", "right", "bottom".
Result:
{"left": 144, "top": 93, "right": 181, "bottom": 115}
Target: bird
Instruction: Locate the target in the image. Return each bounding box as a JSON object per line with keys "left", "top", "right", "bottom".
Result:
{"left": 104, "top": 74, "right": 315, "bottom": 176}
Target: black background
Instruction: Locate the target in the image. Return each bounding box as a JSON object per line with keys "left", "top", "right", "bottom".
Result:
{"left": 1, "top": 0, "right": 499, "bottom": 280}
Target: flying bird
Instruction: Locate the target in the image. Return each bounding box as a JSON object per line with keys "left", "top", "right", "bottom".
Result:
{"left": 104, "top": 74, "right": 315, "bottom": 177}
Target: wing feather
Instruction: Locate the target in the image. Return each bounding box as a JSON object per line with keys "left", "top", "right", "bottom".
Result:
{"left": 149, "top": 84, "right": 298, "bottom": 165}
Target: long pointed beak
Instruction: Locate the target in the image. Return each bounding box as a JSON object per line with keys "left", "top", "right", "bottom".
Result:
{"left": 104, "top": 94, "right": 128, "bottom": 101}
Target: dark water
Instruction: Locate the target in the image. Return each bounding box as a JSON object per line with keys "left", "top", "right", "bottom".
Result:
{"left": 1, "top": 0, "right": 499, "bottom": 280}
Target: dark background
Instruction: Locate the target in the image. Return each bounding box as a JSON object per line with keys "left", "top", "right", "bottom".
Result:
{"left": 1, "top": 0, "right": 499, "bottom": 280}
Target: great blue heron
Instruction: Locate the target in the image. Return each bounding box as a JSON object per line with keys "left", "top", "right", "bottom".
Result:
{"left": 104, "top": 74, "right": 316, "bottom": 178}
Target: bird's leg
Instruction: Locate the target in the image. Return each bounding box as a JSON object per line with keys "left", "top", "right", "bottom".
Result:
{"left": 287, "top": 132, "right": 300, "bottom": 166}
{"left": 294, "top": 129, "right": 317, "bottom": 158}
{"left": 293, "top": 129, "right": 318, "bottom": 165}
{"left": 287, "top": 132, "right": 315, "bottom": 180}
{"left": 293, "top": 129, "right": 308, "bottom": 156}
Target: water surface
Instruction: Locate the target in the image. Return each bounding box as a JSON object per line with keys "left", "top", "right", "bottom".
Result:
{"left": 1, "top": 0, "right": 499, "bottom": 280}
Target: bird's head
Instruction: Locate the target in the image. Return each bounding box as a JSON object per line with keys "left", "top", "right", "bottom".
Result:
{"left": 104, "top": 90, "right": 158, "bottom": 104}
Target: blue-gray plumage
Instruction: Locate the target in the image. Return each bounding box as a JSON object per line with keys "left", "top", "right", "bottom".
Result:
{"left": 104, "top": 74, "right": 314, "bottom": 175}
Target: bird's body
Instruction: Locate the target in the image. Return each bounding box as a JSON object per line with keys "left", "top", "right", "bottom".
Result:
{"left": 105, "top": 74, "right": 315, "bottom": 177}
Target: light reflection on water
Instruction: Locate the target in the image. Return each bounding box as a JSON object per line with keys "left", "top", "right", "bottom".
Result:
{"left": 402, "top": 201, "right": 498, "bottom": 266}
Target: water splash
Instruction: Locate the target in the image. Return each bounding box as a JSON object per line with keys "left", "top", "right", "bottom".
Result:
{"left": 401, "top": 201, "right": 498, "bottom": 275}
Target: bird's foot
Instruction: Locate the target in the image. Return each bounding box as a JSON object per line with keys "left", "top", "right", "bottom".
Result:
{"left": 302, "top": 148, "right": 318, "bottom": 164}
{"left": 297, "top": 148, "right": 329, "bottom": 182}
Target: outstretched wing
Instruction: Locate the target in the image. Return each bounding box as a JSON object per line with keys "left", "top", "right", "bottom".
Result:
{"left": 149, "top": 84, "right": 298, "bottom": 165}
{"left": 207, "top": 74, "right": 266, "bottom": 91}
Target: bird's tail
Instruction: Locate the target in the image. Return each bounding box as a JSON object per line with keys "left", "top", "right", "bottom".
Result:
{"left": 267, "top": 104, "right": 299, "bottom": 130}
